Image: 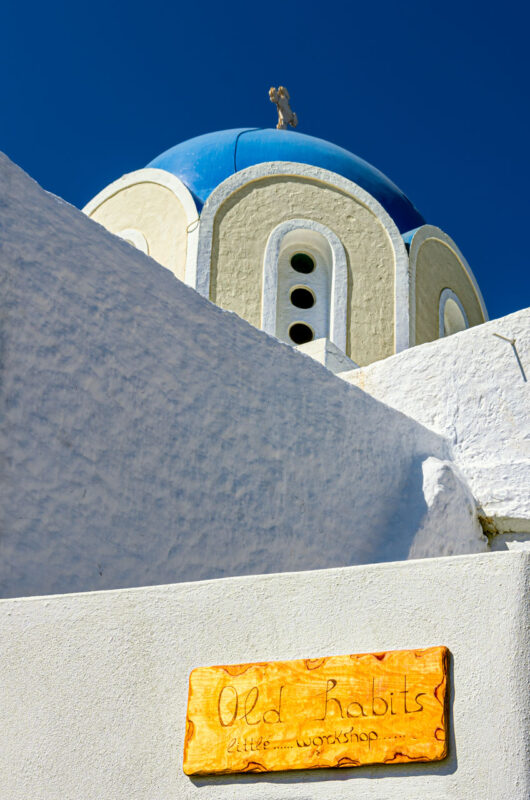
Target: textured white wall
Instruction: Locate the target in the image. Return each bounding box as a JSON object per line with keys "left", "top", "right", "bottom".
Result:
{"left": 0, "top": 551, "right": 528, "bottom": 799}
{"left": 0, "top": 153, "right": 488, "bottom": 598}
{"left": 340, "top": 308, "right": 530, "bottom": 541}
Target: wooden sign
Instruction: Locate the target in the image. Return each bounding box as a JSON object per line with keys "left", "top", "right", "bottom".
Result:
{"left": 183, "top": 646, "right": 449, "bottom": 775}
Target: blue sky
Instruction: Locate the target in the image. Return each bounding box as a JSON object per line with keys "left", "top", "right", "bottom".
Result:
{"left": 1, "top": 0, "right": 528, "bottom": 321}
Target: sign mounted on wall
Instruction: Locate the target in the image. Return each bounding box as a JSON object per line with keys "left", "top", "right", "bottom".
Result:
{"left": 183, "top": 646, "right": 449, "bottom": 776}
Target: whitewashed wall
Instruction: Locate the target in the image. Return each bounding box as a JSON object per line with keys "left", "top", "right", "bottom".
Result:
{"left": 1, "top": 551, "right": 528, "bottom": 799}
{"left": 340, "top": 308, "right": 530, "bottom": 543}
{"left": 0, "top": 154, "right": 485, "bottom": 598}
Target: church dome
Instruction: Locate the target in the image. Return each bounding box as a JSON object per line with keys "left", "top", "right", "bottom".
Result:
{"left": 147, "top": 128, "right": 425, "bottom": 233}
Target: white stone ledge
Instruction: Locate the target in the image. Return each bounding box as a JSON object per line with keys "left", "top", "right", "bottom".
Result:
{"left": 295, "top": 337, "right": 358, "bottom": 373}
{"left": 339, "top": 307, "right": 530, "bottom": 534}
{"left": 0, "top": 551, "right": 528, "bottom": 799}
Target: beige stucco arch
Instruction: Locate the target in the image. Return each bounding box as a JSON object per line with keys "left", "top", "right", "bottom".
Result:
{"left": 196, "top": 163, "right": 410, "bottom": 366}
{"left": 408, "top": 225, "right": 488, "bottom": 345}
{"left": 83, "top": 168, "right": 199, "bottom": 283}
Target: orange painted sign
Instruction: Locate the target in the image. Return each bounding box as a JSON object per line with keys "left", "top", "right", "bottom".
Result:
{"left": 183, "top": 646, "right": 449, "bottom": 775}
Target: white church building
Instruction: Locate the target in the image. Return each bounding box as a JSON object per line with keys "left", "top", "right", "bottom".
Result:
{"left": 0, "top": 119, "right": 528, "bottom": 798}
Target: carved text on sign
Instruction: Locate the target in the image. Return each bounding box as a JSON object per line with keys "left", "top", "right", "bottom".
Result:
{"left": 183, "top": 646, "right": 449, "bottom": 775}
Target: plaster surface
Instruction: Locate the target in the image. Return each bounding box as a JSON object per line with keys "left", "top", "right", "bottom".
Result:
{"left": 340, "top": 308, "right": 530, "bottom": 536}
{"left": 1, "top": 551, "right": 528, "bottom": 799}
{"left": 0, "top": 153, "right": 485, "bottom": 599}
{"left": 295, "top": 338, "right": 358, "bottom": 373}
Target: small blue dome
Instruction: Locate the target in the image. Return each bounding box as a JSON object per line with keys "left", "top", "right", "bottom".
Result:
{"left": 147, "top": 128, "right": 425, "bottom": 233}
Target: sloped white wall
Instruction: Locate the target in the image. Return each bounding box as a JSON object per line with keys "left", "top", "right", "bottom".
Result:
{"left": 340, "top": 308, "right": 530, "bottom": 540}
{"left": 0, "top": 154, "right": 485, "bottom": 598}
{"left": 1, "top": 552, "right": 528, "bottom": 799}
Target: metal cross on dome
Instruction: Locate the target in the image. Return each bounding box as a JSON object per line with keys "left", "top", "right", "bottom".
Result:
{"left": 269, "top": 86, "right": 298, "bottom": 130}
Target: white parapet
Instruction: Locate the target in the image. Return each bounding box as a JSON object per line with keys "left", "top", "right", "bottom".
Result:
{"left": 340, "top": 307, "right": 530, "bottom": 543}
{"left": 0, "top": 551, "right": 528, "bottom": 799}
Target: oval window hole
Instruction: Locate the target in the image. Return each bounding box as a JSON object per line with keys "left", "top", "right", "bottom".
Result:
{"left": 289, "top": 322, "right": 314, "bottom": 345}
{"left": 290, "top": 287, "right": 315, "bottom": 309}
{"left": 290, "top": 252, "right": 315, "bottom": 274}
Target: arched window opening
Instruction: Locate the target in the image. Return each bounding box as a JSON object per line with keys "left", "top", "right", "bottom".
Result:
{"left": 116, "top": 228, "right": 149, "bottom": 255}
{"left": 262, "top": 219, "right": 348, "bottom": 352}
{"left": 439, "top": 288, "right": 469, "bottom": 337}
{"left": 275, "top": 230, "right": 333, "bottom": 346}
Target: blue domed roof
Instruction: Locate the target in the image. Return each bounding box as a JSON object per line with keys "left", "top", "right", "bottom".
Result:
{"left": 147, "top": 128, "right": 425, "bottom": 233}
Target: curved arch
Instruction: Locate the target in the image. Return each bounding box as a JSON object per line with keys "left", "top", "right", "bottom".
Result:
{"left": 83, "top": 168, "right": 199, "bottom": 284}
{"left": 407, "top": 225, "right": 488, "bottom": 345}
{"left": 196, "top": 162, "right": 411, "bottom": 352}
{"left": 262, "top": 219, "right": 348, "bottom": 351}
{"left": 116, "top": 228, "right": 149, "bottom": 254}
{"left": 439, "top": 288, "right": 469, "bottom": 337}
